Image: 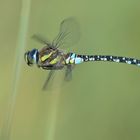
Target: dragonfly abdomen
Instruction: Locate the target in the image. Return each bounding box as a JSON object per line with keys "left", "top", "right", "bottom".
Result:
{"left": 79, "top": 54, "right": 140, "bottom": 67}
{"left": 65, "top": 53, "right": 140, "bottom": 67}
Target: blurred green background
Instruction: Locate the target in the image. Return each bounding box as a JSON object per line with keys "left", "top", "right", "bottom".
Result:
{"left": 1, "top": 0, "right": 140, "bottom": 140}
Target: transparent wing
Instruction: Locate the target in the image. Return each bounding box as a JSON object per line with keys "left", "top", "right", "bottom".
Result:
{"left": 64, "top": 65, "right": 74, "bottom": 81}
{"left": 52, "top": 17, "right": 80, "bottom": 48}
{"left": 42, "top": 70, "right": 55, "bottom": 90}
{"left": 32, "top": 34, "right": 51, "bottom": 46}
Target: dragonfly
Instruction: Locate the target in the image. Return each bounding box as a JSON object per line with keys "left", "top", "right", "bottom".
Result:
{"left": 24, "top": 17, "right": 140, "bottom": 89}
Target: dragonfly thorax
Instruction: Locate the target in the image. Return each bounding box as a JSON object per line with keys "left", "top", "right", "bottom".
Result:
{"left": 24, "top": 49, "right": 39, "bottom": 66}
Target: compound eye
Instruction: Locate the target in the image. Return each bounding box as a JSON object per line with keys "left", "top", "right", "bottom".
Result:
{"left": 24, "top": 51, "right": 29, "bottom": 63}
{"left": 24, "top": 51, "right": 33, "bottom": 66}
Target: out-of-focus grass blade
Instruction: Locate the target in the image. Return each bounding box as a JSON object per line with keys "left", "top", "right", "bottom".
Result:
{"left": 1, "top": 1, "right": 31, "bottom": 140}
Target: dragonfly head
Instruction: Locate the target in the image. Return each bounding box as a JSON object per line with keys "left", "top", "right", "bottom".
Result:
{"left": 24, "top": 49, "right": 39, "bottom": 66}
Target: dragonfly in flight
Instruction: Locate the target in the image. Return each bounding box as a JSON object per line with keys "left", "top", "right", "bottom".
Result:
{"left": 24, "top": 17, "right": 140, "bottom": 89}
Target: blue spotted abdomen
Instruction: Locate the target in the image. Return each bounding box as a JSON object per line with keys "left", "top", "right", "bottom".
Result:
{"left": 65, "top": 53, "right": 83, "bottom": 64}
{"left": 65, "top": 53, "right": 140, "bottom": 67}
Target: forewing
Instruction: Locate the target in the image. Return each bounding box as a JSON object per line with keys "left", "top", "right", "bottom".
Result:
{"left": 52, "top": 17, "right": 80, "bottom": 48}
{"left": 42, "top": 70, "right": 55, "bottom": 90}
{"left": 32, "top": 34, "right": 51, "bottom": 46}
